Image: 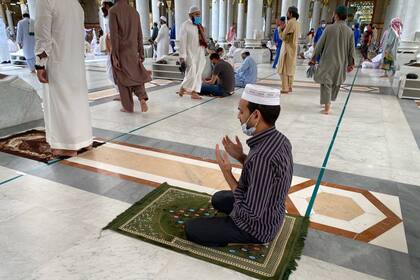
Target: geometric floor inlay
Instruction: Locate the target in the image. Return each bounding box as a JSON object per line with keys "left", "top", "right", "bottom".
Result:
{"left": 63, "top": 141, "right": 408, "bottom": 253}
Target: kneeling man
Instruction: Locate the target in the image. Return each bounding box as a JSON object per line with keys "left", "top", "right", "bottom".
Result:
{"left": 186, "top": 84, "right": 293, "bottom": 246}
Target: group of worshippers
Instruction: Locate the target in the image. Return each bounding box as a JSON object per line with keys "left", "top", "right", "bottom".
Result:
{"left": 177, "top": 5, "right": 257, "bottom": 99}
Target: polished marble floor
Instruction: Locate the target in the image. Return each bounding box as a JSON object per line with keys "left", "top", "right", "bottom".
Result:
{"left": 0, "top": 55, "right": 419, "bottom": 280}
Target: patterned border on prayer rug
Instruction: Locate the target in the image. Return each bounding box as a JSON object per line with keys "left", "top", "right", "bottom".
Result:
{"left": 0, "top": 129, "right": 103, "bottom": 163}
{"left": 104, "top": 183, "right": 308, "bottom": 280}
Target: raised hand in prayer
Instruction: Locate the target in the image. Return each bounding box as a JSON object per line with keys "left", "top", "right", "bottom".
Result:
{"left": 36, "top": 69, "right": 48, "bottom": 83}
{"left": 215, "top": 144, "right": 232, "bottom": 173}
{"left": 222, "top": 136, "right": 246, "bottom": 164}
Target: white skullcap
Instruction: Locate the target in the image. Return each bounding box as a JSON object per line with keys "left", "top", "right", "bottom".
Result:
{"left": 160, "top": 16, "right": 167, "bottom": 22}
{"left": 101, "top": 0, "right": 114, "bottom": 4}
{"left": 189, "top": 5, "right": 200, "bottom": 14}
{"left": 242, "top": 84, "right": 280, "bottom": 106}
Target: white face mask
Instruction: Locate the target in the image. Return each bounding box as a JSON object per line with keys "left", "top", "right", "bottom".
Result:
{"left": 241, "top": 113, "right": 258, "bottom": 136}
{"left": 322, "top": 24, "right": 326, "bottom": 28}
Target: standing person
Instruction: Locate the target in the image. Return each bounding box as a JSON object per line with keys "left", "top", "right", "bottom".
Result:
{"left": 109, "top": 0, "right": 151, "bottom": 113}
{"left": 101, "top": 0, "right": 119, "bottom": 94}
{"left": 226, "top": 24, "right": 236, "bottom": 43}
{"left": 314, "top": 20, "right": 326, "bottom": 46}
{"left": 0, "top": 18, "right": 10, "bottom": 64}
{"left": 361, "top": 24, "right": 373, "bottom": 60}
{"left": 155, "top": 16, "right": 169, "bottom": 61}
{"left": 309, "top": 5, "right": 355, "bottom": 115}
{"left": 277, "top": 6, "right": 300, "bottom": 94}
{"left": 353, "top": 23, "right": 361, "bottom": 48}
{"left": 235, "top": 51, "right": 257, "bottom": 88}
{"left": 151, "top": 22, "right": 159, "bottom": 41}
{"left": 185, "top": 84, "right": 293, "bottom": 247}
{"left": 306, "top": 28, "right": 315, "bottom": 45}
{"left": 35, "top": 0, "right": 92, "bottom": 157}
{"left": 169, "top": 25, "right": 176, "bottom": 53}
{"left": 178, "top": 5, "right": 208, "bottom": 100}
{"left": 272, "top": 17, "right": 285, "bottom": 69}
{"left": 16, "top": 12, "right": 36, "bottom": 73}
{"left": 381, "top": 17, "right": 403, "bottom": 76}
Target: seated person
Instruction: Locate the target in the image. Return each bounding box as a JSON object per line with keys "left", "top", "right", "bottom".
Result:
{"left": 216, "top": 47, "right": 225, "bottom": 57}
{"left": 200, "top": 53, "right": 235, "bottom": 97}
{"left": 186, "top": 84, "right": 293, "bottom": 247}
{"left": 226, "top": 43, "right": 236, "bottom": 59}
{"left": 235, "top": 51, "right": 257, "bottom": 88}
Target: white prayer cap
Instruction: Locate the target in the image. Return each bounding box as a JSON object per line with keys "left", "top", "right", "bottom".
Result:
{"left": 242, "top": 84, "right": 280, "bottom": 106}
{"left": 160, "top": 16, "right": 167, "bottom": 22}
{"left": 189, "top": 5, "right": 200, "bottom": 14}
{"left": 101, "top": 0, "right": 114, "bottom": 4}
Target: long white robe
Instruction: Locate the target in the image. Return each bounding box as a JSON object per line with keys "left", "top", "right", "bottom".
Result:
{"left": 179, "top": 19, "right": 206, "bottom": 92}
{"left": 0, "top": 20, "right": 10, "bottom": 62}
{"left": 17, "top": 18, "right": 35, "bottom": 59}
{"left": 35, "top": 0, "right": 92, "bottom": 150}
{"left": 155, "top": 23, "right": 169, "bottom": 61}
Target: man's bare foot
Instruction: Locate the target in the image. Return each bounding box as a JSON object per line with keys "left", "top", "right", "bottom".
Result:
{"left": 281, "top": 91, "right": 289, "bottom": 94}
{"left": 320, "top": 109, "right": 332, "bottom": 115}
{"left": 140, "top": 99, "right": 148, "bottom": 112}
{"left": 120, "top": 108, "right": 133, "bottom": 113}
{"left": 289, "top": 87, "right": 293, "bottom": 92}
{"left": 177, "top": 88, "right": 186, "bottom": 97}
{"left": 191, "top": 92, "right": 202, "bottom": 99}
{"left": 51, "top": 149, "right": 77, "bottom": 157}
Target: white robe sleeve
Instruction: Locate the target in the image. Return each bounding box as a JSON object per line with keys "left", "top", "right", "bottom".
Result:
{"left": 35, "top": 0, "right": 53, "bottom": 61}
{"left": 155, "top": 27, "right": 163, "bottom": 43}
{"left": 179, "top": 22, "right": 187, "bottom": 60}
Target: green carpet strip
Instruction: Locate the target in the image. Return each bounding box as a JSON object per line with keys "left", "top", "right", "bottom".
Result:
{"left": 305, "top": 65, "right": 361, "bottom": 217}
{"left": 105, "top": 183, "right": 309, "bottom": 280}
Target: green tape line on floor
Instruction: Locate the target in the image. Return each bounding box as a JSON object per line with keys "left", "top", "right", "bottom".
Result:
{"left": 305, "top": 65, "right": 361, "bottom": 217}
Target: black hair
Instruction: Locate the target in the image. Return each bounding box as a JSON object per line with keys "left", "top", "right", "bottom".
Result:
{"left": 242, "top": 51, "right": 250, "bottom": 57}
{"left": 23, "top": 13, "right": 30, "bottom": 18}
{"left": 153, "top": 22, "right": 158, "bottom": 26}
{"left": 336, "top": 9, "right": 347, "bottom": 20}
{"left": 209, "top": 53, "right": 220, "bottom": 60}
{"left": 288, "top": 6, "right": 299, "bottom": 20}
{"left": 247, "top": 102, "right": 281, "bottom": 126}
{"left": 216, "top": 47, "right": 224, "bottom": 53}
{"left": 280, "top": 16, "right": 286, "bottom": 22}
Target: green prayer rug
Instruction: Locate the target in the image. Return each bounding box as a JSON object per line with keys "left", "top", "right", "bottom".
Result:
{"left": 104, "top": 183, "right": 309, "bottom": 280}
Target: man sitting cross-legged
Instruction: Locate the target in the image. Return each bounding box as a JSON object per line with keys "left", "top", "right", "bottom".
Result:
{"left": 185, "top": 84, "right": 293, "bottom": 247}
{"left": 200, "top": 53, "right": 235, "bottom": 97}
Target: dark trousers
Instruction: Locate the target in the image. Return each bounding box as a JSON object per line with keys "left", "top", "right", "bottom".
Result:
{"left": 200, "top": 84, "right": 230, "bottom": 97}
{"left": 185, "top": 191, "right": 261, "bottom": 247}
{"left": 117, "top": 84, "right": 148, "bottom": 112}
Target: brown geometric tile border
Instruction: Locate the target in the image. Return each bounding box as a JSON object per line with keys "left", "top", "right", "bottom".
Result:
{"left": 287, "top": 180, "right": 402, "bottom": 243}
{"left": 63, "top": 142, "right": 402, "bottom": 244}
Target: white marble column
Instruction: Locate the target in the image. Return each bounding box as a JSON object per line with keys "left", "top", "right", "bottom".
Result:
{"left": 236, "top": 0, "right": 245, "bottom": 41}
{"left": 311, "top": 0, "right": 322, "bottom": 30}
{"left": 202, "top": 0, "right": 210, "bottom": 35}
{"left": 264, "top": 2, "right": 273, "bottom": 39}
{"left": 218, "top": 0, "right": 227, "bottom": 42}
{"left": 136, "top": 0, "right": 151, "bottom": 44}
{"left": 151, "top": 0, "right": 160, "bottom": 24}
{"left": 327, "top": 0, "right": 337, "bottom": 21}
{"left": 0, "top": 4, "right": 6, "bottom": 25}
{"left": 281, "top": 0, "right": 292, "bottom": 17}
{"left": 245, "top": 0, "right": 263, "bottom": 47}
{"left": 175, "top": 0, "right": 199, "bottom": 47}
{"left": 5, "top": 8, "right": 13, "bottom": 30}
{"left": 321, "top": 3, "right": 329, "bottom": 22}
{"left": 298, "top": 0, "right": 310, "bottom": 38}
{"left": 211, "top": 0, "right": 219, "bottom": 40}
{"left": 226, "top": 0, "right": 233, "bottom": 33}
{"left": 400, "top": 0, "right": 420, "bottom": 41}
{"left": 27, "top": 0, "right": 36, "bottom": 19}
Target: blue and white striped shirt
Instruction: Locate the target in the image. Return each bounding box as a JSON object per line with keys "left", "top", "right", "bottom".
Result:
{"left": 230, "top": 127, "right": 293, "bottom": 243}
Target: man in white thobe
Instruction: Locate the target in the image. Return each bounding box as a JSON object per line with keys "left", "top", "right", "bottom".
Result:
{"left": 17, "top": 12, "right": 36, "bottom": 72}
{"left": 178, "top": 5, "right": 207, "bottom": 100}
{"left": 35, "top": 0, "right": 92, "bottom": 157}
{"left": 155, "top": 16, "right": 169, "bottom": 61}
{"left": 101, "top": 0, "right": 118, "bottom": 93}
{"left": 0, "top": 18, "right": 10, "bottom": 63}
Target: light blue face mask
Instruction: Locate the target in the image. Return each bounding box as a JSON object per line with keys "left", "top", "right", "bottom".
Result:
{"left": 193, "top": 16, "right": 202, "bottom": 25}
{"left": 241, "top": 113, "right": 258, "bottom": 137}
